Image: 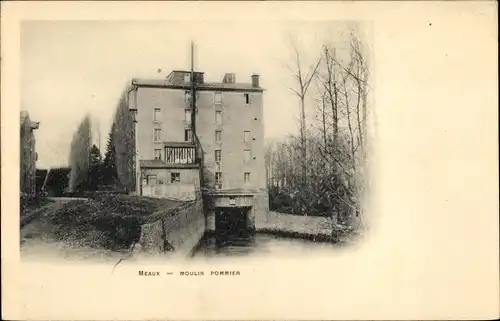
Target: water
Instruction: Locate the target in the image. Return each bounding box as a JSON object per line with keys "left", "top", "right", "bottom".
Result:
{"left": 193, "top": 233, "right": 339, "bottom": 258}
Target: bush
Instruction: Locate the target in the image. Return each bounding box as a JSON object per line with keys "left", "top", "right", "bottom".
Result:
{"left": 20, "top": 194, "right": 54, "bottom": 216}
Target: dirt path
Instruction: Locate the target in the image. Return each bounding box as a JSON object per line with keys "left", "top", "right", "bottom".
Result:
{"left": 20, "top": 200, "right": 127, "bottom": 262}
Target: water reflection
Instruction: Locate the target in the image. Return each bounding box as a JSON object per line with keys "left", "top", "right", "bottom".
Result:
{"left": 194, "top": 233, "right": 338, "bottom": 258}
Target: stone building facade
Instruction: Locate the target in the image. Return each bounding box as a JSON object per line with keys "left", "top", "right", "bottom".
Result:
{"left": 129, "top": 70, "right": 269, "bottom": 227}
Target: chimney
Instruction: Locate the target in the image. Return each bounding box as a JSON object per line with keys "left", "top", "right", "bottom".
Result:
{"left": 251, "top": 74, "right": 260, "bottom": 88}
{"left": 223, "top": 73, "right": 235, "bottom": 84}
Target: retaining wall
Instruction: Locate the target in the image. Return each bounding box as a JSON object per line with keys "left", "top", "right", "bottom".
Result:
{"left": 134, "top": 196, "right": 205, "bottom": 258}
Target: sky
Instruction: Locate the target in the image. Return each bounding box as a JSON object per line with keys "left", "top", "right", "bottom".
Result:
{"left": 21, "top": 20, "right": 362, "bottom": 168}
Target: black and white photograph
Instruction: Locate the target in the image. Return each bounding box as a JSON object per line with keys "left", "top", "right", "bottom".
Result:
{"left": 3, "top": 1, "right": 498, "bottom": 320}
{"left": 19, "top": 20, "right": 373, "bottom": 262}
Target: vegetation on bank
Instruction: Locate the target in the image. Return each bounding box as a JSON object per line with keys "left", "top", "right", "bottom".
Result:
{"left": 265, "top": 25, "right": 371, "bottom": 233}
{"left": 49, "top": 195, "right": 184, "bottom": 250}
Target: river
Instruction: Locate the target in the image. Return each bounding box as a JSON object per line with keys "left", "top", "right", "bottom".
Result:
{"left": 193, "top": 233, "right": 340, "bottom": 258}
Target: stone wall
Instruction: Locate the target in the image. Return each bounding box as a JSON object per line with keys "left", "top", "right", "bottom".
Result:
{"left": 133, "top": 196, "right": 205, "bottom": 258}
{"left": 142, "top": 183, "right": 197, "bottom": 201}
{"left": 162, "top": 196, "right": 205, "bottom": 256}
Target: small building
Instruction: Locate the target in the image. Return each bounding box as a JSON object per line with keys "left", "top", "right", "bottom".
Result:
{"left": 129, "top": 70, "right": 269, "bottom": 229}
{"left": 20, "top": 111, "right": 40, "bottom": 197}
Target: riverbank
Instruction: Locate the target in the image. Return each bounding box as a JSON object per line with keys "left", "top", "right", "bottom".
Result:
{"left": 255, "top": 211, "right": 354, "bottom": 243}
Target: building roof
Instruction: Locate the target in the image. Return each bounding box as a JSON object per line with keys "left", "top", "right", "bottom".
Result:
{"left": 206, "top": 187, "right": 264, "bottom": 196}
{"left": 169, "top": 70, "right": 205, "bottom": 75}
{"left": 140, "top": 159, "right": 199, "bottom": 169}
{"left": 132, "top": 78, "right": 264, "bottom": 92}
{"left": 164, "top": 141, "right": 196, "bottom": 148}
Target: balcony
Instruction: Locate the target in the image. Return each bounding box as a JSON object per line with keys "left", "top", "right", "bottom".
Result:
{"left": 165, "top": 141, "right": 197, "bottom": 165}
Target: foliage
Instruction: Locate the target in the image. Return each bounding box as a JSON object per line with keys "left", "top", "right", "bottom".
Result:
{"left": 103, "top": 123, "right": 118, "bottom": 185}
{"left": 112, "top": 86, "right": 136, "bottom": 192}
{"left": 87, "top": 144, "right": 103, "bottom": 191}
{"left": 51, "top": 195, "right": 180, "bottom": 250}
{"left": 41, "top": 167, "right": 71, "bottom": 196}
{"left": 68, "top": 114, "right": 92, "bottom": 193}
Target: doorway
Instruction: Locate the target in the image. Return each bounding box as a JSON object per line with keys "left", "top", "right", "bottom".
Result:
{"left": 215, "top": 207, "right": 251, "bottom": 246}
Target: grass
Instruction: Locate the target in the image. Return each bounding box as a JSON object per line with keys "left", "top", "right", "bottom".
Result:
{"left": 47, "top": 194, "right": 186, "bottom": 251}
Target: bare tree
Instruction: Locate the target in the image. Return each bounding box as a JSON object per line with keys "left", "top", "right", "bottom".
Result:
{"left": 269, "top": 26, "right": 371, "bottom": 232}
{"left": 286, "top": 38, "right": 321, "bottom": 186}
{"left": 317, "top": 46, "right": 341, "bottom": 143}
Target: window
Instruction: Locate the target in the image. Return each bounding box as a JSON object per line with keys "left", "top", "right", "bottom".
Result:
{"left": 154, "top": 108, "right": 161, "bottom": 121}
{"left": 244, "top": 149, "right": 251, "bottom": 163}
{"left": 184, "top": 73, "right": 190, "bottom": 84}
{"left": 185, "top": 109, "right": 192, "bottom": 123}
{"left": 171, "top": 172, "right": 180, "bottom": 183}
{"left": 154, "top": 149, "right": 162, "bottom": 160}
{"left": 214, "top": 150, "right": 221, "bottom": 162}
{"left": 215, "top": 172, "right": 222, "bottom": 188}
{"left": 147, "top": 175, "right": 157, "bottom": 185}
{"left": 244, "top": 172, "right": 251, "bottom": 183}
{"left": 154, "top": 128, "right": 161, "bottom": 141}
{"left": 244, "top": 131, "right": 250, "bottom": 142}
{"left": 215, "top": 111, "right": 222, "bottom": 125}
{"left": 215, "top": 130, "right": 222, "bottom": 143}
{"left": 158, "top": 179, "right": 164, "bottom": 185}
{"left": 244, "top": 93, "right": 250, "bottom": 104}
{"left": 184, "top": 129, "right": 192, "bottom": 142}
{"left": 214, "top": 92, "right": 222, "bottom": 105}
{"left": 185, "top": 90, "right": 191, "bottom": 103}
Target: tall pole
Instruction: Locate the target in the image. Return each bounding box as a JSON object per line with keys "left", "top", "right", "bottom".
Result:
{"left": 190, "top": 41, "right": 197, "bottom": 143}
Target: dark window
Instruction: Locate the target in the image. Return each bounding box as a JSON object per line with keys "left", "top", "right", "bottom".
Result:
{"left": 244, "top": 93, "right": 250, "bottom": 104}
{"left": 154, "top": 128, "right": 161, "bottom": 141}
{"left": 185, "top": 129, "right": 192, "bottom": 142}
{"left": 215, "top": 130, "right": 222, "bottom": 142}
{"left": 171, "top": 172, "right": 180, "bottom": 183}
{"left": 215, "top": 172, "right": 222, "bottom": 188}
{"left": 154, "top": 149, "right": 162, "bottom": 160}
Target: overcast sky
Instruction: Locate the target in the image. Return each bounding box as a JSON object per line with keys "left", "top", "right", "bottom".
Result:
{"left": 22, "top": 20, "right": 361, "bottom": 168}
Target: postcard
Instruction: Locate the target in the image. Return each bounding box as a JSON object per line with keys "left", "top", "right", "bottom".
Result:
{"left": 2, "top": 1, "right": 498, "bottom": 320}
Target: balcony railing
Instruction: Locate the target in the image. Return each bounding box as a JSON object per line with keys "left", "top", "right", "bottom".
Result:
{"left": 164, "top": 142, "right": 196, "bottom": 164}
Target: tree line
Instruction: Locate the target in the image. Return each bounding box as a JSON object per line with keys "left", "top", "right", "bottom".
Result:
{"left": 67, "top": 86, "right": 136, "bottom": 194}
{"left": 266, "top": 27, "right": 371, "bottom": 229}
